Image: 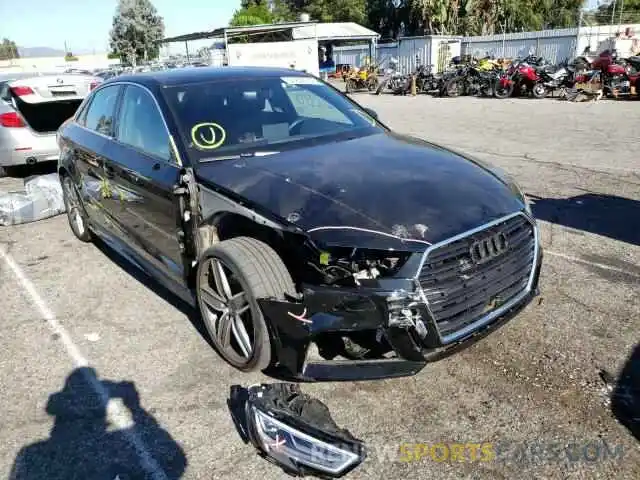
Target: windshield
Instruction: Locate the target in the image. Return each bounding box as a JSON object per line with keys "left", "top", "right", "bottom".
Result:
{"left": 163, "top": 75, "right": 382, "bottom": 161}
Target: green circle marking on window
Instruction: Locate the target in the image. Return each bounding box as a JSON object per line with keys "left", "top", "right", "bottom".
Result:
{"left": 191, "top": 122, "right": 227, "bottom": 150}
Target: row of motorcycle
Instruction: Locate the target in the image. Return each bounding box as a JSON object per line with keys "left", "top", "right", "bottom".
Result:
{"left": 368, "top": 50, "right": 640, "bottom": 100}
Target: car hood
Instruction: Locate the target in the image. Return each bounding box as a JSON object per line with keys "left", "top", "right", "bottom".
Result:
{"left": 195, "top": 132, "right": 525, "bottom": 246}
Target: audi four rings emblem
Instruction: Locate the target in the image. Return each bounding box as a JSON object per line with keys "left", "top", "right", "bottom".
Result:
{"left": 470, "top": 232, "right": 509, "bottom": 264}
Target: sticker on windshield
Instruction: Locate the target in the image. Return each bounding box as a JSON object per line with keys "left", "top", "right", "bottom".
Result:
{"left": 191, "top": 122, "right": 226, "bottom": 150}
{"left": 281, "top": 76, "right": 321, "bottom": 85}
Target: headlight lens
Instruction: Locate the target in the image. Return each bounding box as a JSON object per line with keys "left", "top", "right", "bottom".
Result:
{"left": 488, "top": 165, "right": 531, "bottom": 215}
{"left": 252, "top": 407, "right": 361, "bottom": 475}
{"left": 511, "top": 180, "right": 532, "bottom": 215}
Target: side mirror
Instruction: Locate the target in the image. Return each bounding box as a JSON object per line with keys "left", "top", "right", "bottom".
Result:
{"left": 363, "top": 107, "right": 378, "bottom": 119}
{"left": 229, "top": 383, "right": 366, "bottom": 478}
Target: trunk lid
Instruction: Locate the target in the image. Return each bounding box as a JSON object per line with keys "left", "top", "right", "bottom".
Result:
{"left": 8, "top": 74, "right": 97, "bottom": 103}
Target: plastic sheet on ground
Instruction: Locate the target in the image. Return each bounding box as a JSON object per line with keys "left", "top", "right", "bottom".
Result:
{"left": 0, "top": 173, "right": 65, "bottom": 226}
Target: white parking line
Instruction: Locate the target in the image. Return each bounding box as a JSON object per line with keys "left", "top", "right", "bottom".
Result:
{"left": 0, "top": 247, "right": 169, "bottom": 480}
{"left": 545, "top": 249, "right": 640, "bottom": 279}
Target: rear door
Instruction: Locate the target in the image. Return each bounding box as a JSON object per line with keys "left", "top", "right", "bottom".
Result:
{"left": 71, "top": 83, "right": 125, "bottom": 236}
{"left": 109, "top": 84, "right": 184, "bottom": 282}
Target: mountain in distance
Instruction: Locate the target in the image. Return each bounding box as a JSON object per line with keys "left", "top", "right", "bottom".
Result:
{"left": 17, "top": 46, "right": 97, "bottom": 58}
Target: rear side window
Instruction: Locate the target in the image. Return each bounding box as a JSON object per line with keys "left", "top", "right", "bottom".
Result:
{"left": 84, "top": 85, "right": 120, "bottom": 136}
{"left": 116, "top": 85, "right": 170, "bottom": 161}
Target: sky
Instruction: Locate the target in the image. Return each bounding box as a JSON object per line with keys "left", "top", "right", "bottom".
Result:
{"left": 0, "top": 0, "right": 608, "bottom": 55}
{"left": 0, "top": 0, "right": 241, "bottom": 54}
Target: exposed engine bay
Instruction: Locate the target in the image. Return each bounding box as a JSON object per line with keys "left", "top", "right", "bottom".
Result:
{"left": 307, "top": 245, "right": 411, "bottom": 287}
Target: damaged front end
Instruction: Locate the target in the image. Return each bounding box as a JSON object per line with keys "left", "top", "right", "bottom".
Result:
{"left": 260, "top": 213, "right": 543, "bottom": 382}
{"left": 229, "top": 383, "right": 366, "bottom": 478}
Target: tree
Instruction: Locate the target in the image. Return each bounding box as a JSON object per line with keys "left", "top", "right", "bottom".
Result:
{"left": 281, "top": 0, "right": 367, "bottom": 24}
{"left": 109, "top": 0, "right": 165, "bottom": 66}
{"left": 230, "top": 0, "right": 274, "bottom": 26}
{"left": 588, "top": 0, "right": 640, "bottom": 25}
{"left": 0, "top": 38, "right": 19, "bottom": 61}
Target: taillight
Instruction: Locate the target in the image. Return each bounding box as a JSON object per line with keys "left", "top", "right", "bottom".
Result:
{"left": 89, "top": 81, "right": 100, "bottom": 91}
{"left": 10, "top": 85, "right": 35, "bottom": 96}
{"left": 0, "top": 112, "right": 26, "bottom": 128}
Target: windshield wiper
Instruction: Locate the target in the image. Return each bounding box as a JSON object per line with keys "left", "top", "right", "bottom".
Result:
{"left": 200, "top": 151, "right": 280, "bottom": 163}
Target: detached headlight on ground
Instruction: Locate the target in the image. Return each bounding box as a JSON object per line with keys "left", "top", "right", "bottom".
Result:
{"left": 252, "top": 407, "right": 361, "bottom": 476}
{"left": 228, "top": 383, "right": 366, "bottom": 478}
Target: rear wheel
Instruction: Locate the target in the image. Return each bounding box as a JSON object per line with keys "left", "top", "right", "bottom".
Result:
{"left": 0, "top": 165, "right": 19, "bottom": 178}
{"left": 196, "top": 237, "right": 296, "bottom": 372}
{"left": 61, "top": 175, "right": 92, "bottom": 242}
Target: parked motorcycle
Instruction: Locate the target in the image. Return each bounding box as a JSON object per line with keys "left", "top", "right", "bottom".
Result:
{"left": 375, "top": 58, "right": 406, "bottom": 95}
{"left": 345, "top": 64, "right": 380, "bottom": 93}
{"left": 494, "top": 56, "right": 547, "bottom": 99}
{"left": 536, "top": 60, "right": 574, "bottom": 95}
{"left": 590, "top": 49, "right": 640, "bottom": 97}
{"left": 389, "top": 62, "right": 444, "bottom": 95}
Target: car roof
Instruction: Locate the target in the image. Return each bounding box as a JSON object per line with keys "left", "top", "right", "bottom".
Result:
{"left": 107, "top": 66, "right": 310, "bottom": 89}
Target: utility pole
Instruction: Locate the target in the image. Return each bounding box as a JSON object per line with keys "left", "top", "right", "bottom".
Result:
{"left": 617, "top": 0, "right": 625, "bottom": 33}
{"left": 609, "top": 0, "right": 617, "bottom": 39}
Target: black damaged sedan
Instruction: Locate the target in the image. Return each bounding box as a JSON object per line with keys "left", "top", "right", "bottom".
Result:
{"left": 57, "top": 67, "right": 542, "bottom": 381}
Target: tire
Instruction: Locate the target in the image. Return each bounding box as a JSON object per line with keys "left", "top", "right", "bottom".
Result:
{"left": 0, "top": 165, "right": 20, "bottom": 178}
{"left": 61, "top": 175, "right": 92, "bottom": 242}
{"left": 532, "top": 83, "right": 547, "bottom": 99}
{"left": 494, "top": 79, "right": 514, "bottom": 99}
{"left": 196, "top": 237, "right": 296, "bottom": 372}
{"left": 345, "top": 79, "right": 353, "bottom": 93}
{"left": 444, "top": 77, "right": 463, "bottom": 97}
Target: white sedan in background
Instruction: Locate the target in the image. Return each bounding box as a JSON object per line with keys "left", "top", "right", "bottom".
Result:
{"left": 0, "top": 72, "right": 101, "bottom": 175}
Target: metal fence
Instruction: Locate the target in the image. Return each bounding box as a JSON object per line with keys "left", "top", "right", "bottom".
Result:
{"left": 332, "top": 24, "right": 640, "bottom": 69}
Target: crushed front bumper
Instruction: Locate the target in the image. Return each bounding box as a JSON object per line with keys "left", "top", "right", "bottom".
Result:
{"left": 260, "top": 251, "right": 543, "bottom": 382}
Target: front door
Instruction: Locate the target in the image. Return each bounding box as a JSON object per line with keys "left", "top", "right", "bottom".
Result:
{"left": 111, "top": 84, "right": 184, "bottom": 283}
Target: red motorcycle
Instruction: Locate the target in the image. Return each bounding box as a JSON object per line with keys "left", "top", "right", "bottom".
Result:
{"left": 576, "top": 49, "right": 640, "bottom": 97}
{"left": 494, "top": 56, "right": 548, "bottom": 99}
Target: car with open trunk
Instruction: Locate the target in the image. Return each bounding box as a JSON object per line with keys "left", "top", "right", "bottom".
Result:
{"left": 0, "top": 72, "right": 100, "bottom": 174}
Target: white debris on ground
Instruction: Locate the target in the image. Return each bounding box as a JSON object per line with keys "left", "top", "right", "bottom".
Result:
{"left": 0, "top": 173, "right": 65, "bottom": 226}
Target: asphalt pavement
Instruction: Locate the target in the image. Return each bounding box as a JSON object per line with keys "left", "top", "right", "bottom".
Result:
{"left": 0, "top": 93, "right": 638, "bottom": 479}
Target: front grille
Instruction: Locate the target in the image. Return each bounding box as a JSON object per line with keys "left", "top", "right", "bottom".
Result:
{"left": 418, "top": 214, "right": 536, "bottom": 340}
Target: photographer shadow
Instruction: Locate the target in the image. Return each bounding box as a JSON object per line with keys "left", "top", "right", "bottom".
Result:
{"left": 611, "top": 343, "right": 640, "bottom": 442}
{"left": 9, "top": 367, "right": 187, "bottom": 480}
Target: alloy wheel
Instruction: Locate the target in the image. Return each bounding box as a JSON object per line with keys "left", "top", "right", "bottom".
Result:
{"left": 198, "top": 257, "right": 255, "bottom": 365}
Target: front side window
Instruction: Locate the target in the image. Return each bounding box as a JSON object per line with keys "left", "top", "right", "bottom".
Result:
{"left": 163, "top": 74, "right": 381, "bottom": 162}
{"left": 116, "top": 85, "right": 170, "bottom": 161}
{"left": 84, "top": 85, "right": 120, "bottom": 136}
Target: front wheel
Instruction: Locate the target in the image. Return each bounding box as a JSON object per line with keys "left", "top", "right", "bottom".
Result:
{"left": 61, "top": 175, "right": 92, "bottom": 242}
{"left": 375, "top": 78, "right": 388, "bottom": 95}
{"left": 532, "top": 83, "right": 548, "bottom": 99}
{"left": 444, "top": 77, "right": 464, "bottom": 97}
{"left": 196, "top": 237, "right": 296, "bottom": 372}
{"left": 345, "top": 78, "right": 354, "bottom": 93}
{"left": 494, "top": 79, "right": 514, "bottom": 99}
